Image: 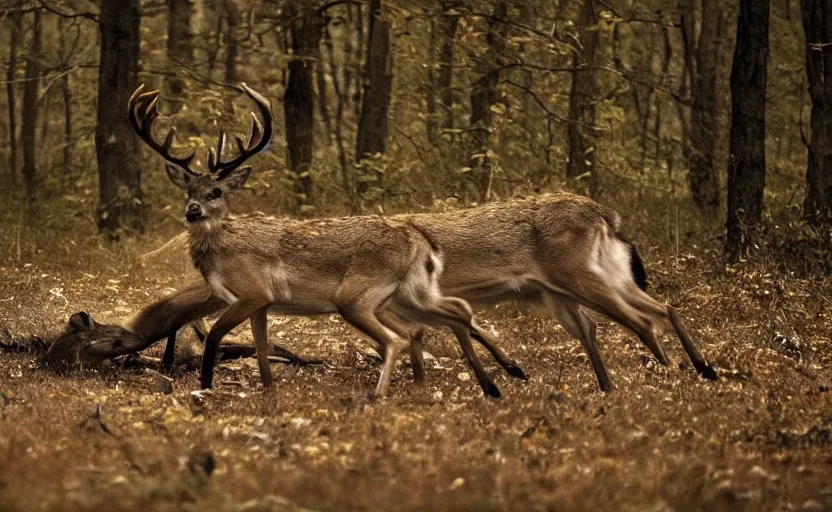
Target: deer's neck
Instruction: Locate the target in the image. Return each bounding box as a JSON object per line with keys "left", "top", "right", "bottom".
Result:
{"left": 188, "top": 219, "right": 227, "bottom": 275}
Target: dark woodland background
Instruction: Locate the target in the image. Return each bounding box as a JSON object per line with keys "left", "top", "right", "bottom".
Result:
{"left": 0, "top": 0, "right": 829, "bottom": 269}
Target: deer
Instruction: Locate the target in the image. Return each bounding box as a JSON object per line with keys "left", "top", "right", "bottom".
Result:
{"left": 122, "top": 193, "right": 718, "bottom": 393}
{"left": 127, "top": 83, "right": 522, "bottom": 397}
{"left": 398, "top": 194, "right": 717, "bottom": 390}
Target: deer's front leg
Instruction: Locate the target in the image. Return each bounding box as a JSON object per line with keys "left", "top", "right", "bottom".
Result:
{"left": 161, "top": 329, "right": 178, "bottom": 374}
{"left": 201, "top": 300, "right": 267, "bottom": 389}
{"left": 249, "top": 306, "right": 274, "bottom": 388}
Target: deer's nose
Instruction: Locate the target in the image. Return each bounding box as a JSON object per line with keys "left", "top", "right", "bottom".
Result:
{"left": 185, "top": 203, "right": 203, "bottom": 223}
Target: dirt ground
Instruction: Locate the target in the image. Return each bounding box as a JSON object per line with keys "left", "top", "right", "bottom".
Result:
{"left": 1, "top": 234, "right": 831, "bottom": 512}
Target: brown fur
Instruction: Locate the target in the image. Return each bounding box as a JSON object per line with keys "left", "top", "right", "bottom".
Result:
{"left": 125, "top": 192, "right": 716, "bottom": 392}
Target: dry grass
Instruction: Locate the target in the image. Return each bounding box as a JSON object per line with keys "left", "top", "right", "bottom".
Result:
{"left": 1, "top": 201, "right": 831, "bottom": 512}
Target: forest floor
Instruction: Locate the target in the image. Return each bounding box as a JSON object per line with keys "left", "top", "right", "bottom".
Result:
{"left": 0, "top": 225, "right": 831, "bottom": 512}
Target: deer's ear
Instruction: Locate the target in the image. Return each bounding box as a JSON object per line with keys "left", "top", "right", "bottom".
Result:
{"left": 165, "top": 164, "right": 191, "bottom": 190}
{"left": 222, "top": 166, "right": 251, "bottom": 190}
{"left": 63, "top": 311, "right": 95, "bottom": 335}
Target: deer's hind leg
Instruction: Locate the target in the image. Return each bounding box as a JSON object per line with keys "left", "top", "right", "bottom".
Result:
{"left": 624, "top": 290, "right": 717, "bottom": 380}
{"left": 336, "top": 281, "right": 410, "bottom": 397}
{"left": 394, "top": 296, "right": 502, "bottom": 398}
{"left": 376, "top": 310, "right": 426, "bottom": 384}
{"left": 555, "top": 275, "right": 672, "bottom": 368}
{"left": 544, "top": 293, "right": 613, "bottom": 392}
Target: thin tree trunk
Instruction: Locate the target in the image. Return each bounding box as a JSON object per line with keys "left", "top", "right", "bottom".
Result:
{"left": 205, "top": 0, "right": 223, "bottom": 79}
{"left": 326, "top": 23, "right": 358, "bottom": 212}
{"left": 689, "top": 0, "right": 722, "bottom": 213}
{"left": 22, "top": 9, "right": 42, "bottom": 209}
{"left": 58, "top": 16, "right": 73, "bottom": 174}
{"left": 355, "top": 0, "right": 393, "bottom": 198}
{"left": 567, "top": 0, "right": 600, "bottom": 197}
{"left": 801, "top": 0, "right": 832, "bottom": 227}
{"left": 726, "top": 0, "right": 769, "bottom": 260}
{"left": 342, "top": 5, "right": 355, "bottom": 107}
{"left": 426, "top": 3, "right": 461, "bottom": 143}
{"left": 316, "top": 47, "right": 333, "bottom": 143}
{"left": 437, "top": 3, "right": 460, "bottom": 133}
{"left": 7, "top": 2, "right": 22, "bottom": 187}
{"left": 352, "top": 3, "right": 363, "bottom": 120}
{"left": 467, "top": 0, "right": 508, "bottom": 203}
{"left": 166, "top": 0, "right": 194, "bottom": 113}
{"left": 96, "top": 0, "right": 144, "bottom": 235}
{"left": 656, "top": 23, "right": 673, "bottom": 161}
{"left": 285, "top": 7, "right": 324, "bottom": 212}
{"left": 426, "top": 16, "right": 439, "bottom": 145}
{"left": 678, "top": 0, "right": 695, "bottom": 172}
{"left": 223, "top": 0, "right": 240, "bottom": 115}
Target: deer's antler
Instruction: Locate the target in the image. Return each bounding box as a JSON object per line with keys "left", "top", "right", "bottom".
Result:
{"left": 207, "top": 83, "right": 273, "bottom": 180}
{"left": 128, "top": 85, "right": 200, "bottom": 176}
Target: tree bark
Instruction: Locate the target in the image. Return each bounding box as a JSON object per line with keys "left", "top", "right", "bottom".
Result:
{"left": 6, "top": 1, "right": 22, "bottom": 187}
{"left": 316, "top": 42, "right": 333, "bottom": 143}
{"left": 166, "top": 0, "right": 194, "bottom": 113}
{"left": 467, "top": 0, "right": 508, "bottom": 203}
{"left": 426, "top": 16, "right": 439, "bottom": 145}
{"left": 205, "top": 0, "right": 223, "bottom": 80}
{"left": 96, "top": 0, "right": 144, "bottom": 235}
{"left": 355, "top": 0, "right": 393, "bottom": 196}
{"left": 325, "top": 22, "right": 358, "bottom": 212}
{"left": 427, "top": 2, "right": 460, "bottom": 143}
{"left": 567, "top": 0, "right": 600, "bottom": 197}
{"left": 801, "top": 0, "right": 832, "bottom": 227}
{"left": 688, "top": 0, "right": 723, "bottom": 213}
{"left": 22, "top": 9, "right": 41, "bottom": 208}
{"left": 725, "top": 0, "right": 769, "bottom": 261}
{"left": 223, "top": 0, "right": 240, "bottom": 116}
{"left": 352, "top": 3, "right": 363, "bottom": 120}
{"left": 58, "top": 16, "right": 74, "bottom": 174}
{"left": 285, "top": 7, "right": 324, "bottom": 212}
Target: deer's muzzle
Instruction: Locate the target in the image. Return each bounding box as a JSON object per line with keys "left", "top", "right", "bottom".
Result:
{"left": 186, "top": 203, "right": 203, "bottom": 223}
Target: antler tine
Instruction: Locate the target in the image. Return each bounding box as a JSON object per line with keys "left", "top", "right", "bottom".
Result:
{"left": 207, "top": 148, "right": 216, "bottom": 171}
{"left": 210, "top": 83, "right": 273, "bottom": 180}
{"left": 215, "top": 129, "right": 226, "bottom": 166}
{"left": 127, "top": 84, "right": 200, "bottom": 176}
{"left": 234, "top": 135, "right": 246, "bottom": 154}
{"left": 248, "top": 112, "right": 263, "bottom": 150}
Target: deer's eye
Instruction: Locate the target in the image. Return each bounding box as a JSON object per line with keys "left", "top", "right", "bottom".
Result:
{"left": 207, "top": 188, "right": 222, "bottom": 201}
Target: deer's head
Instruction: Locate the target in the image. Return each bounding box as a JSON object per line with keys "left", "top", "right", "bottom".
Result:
{"left": 127, "top": 84, "right": 272, "bottom": 225}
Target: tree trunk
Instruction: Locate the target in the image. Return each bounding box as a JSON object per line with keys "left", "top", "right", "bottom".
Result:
{"left": 426, "top": 17, "right": 439, "bottom": 145}
{"left": 316, "top": 43, "right": 333, "bottom": 143}
{"left": 355, "top": 0, "right": 393, "bottom": 197}
{"left": 352, "top": 3, "right": 363, "bottom": 119}
{"left": 58, "top": 16, "right": 73, "bottom": 174}
{"left": 205, "top": 0, "right": 223, "bottom": 80}
{"left": 467, "top": 0, "right": 508, "bottom": 203}
{"left": 285, "top": 7, "right": 324, "bottom": 212}
{"left": 688, "top": 0, "right": 722, "bottom": 213}
{"left": 6, "top": 1, "right": 22, "bottom": 187}
{"left": 22, "top": 9, "right": 41, "bottom": 208}
{"left": 223, "top": 0, "right": 239, "bottom": 115}
{"left": 801, "top": 0, "right": 832, "bottom": 227}
{"left": 325, "top": 23, "right": 358, "bottom": 212}
{"left": 567, "top": 0, "right": 600, "bottom": 197}
{"left": 430, "top": 3, "right": 460, "bottom": 140}
{"left": 725, "top": 0, "right": 769, "bottom": 261}
{"left": 96, "top": 0, "right": 144, "bottom": 235}
{"left": 166, "top": 0, "right": 194, "bottom": 113}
